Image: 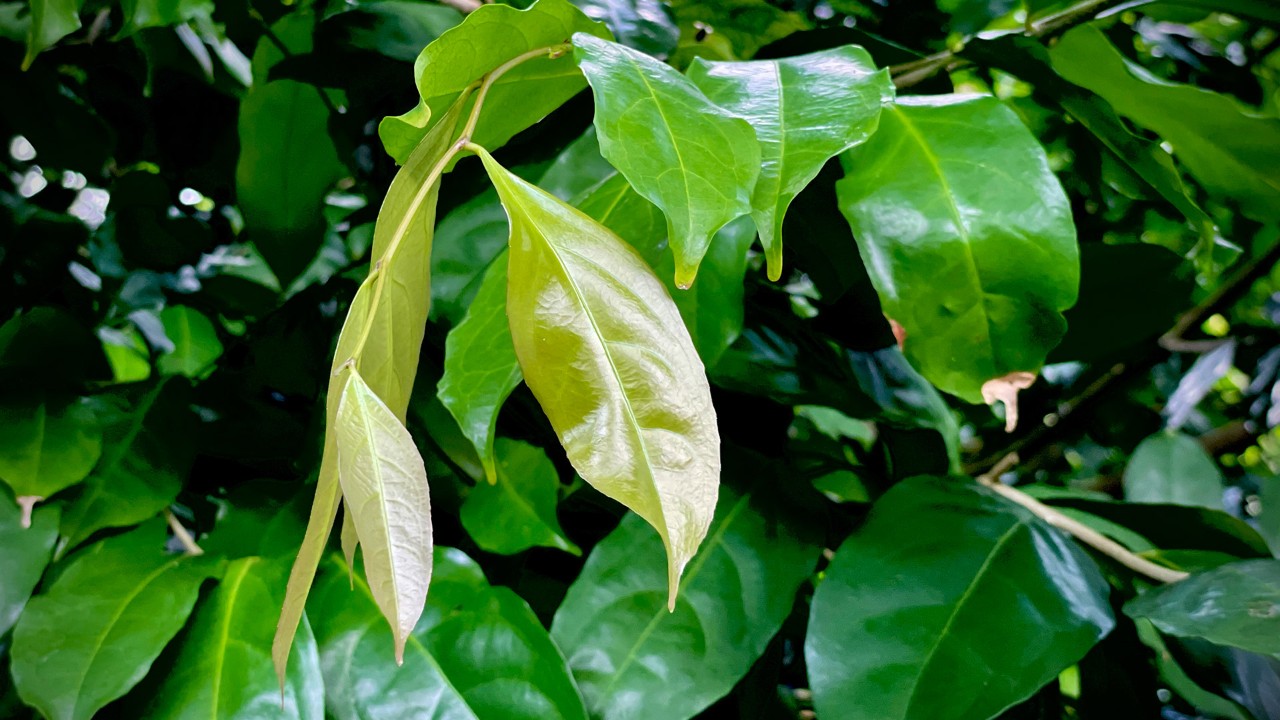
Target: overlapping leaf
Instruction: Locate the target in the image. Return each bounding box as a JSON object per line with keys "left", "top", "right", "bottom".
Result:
{"left": 477, "top": 146, "right": 721, "bottom": 606}
{"left": 460, "top": 439, "right": 578, "bottom": 555}
{"left": 0, "top": 396, "right": 101, "bottom": 500}
{"left": 1123, "top": 431, "right": 1224, "bottom": 509}
{"left": 0, "top": 492, "right": 58, "bottom": 637}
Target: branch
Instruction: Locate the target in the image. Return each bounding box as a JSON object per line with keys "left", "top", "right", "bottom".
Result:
{"left": 977, "top": 454, "right": 1189, "bottom": 584}
{"left": 1160, "top": 240, "right": 1280, "bottom": 351}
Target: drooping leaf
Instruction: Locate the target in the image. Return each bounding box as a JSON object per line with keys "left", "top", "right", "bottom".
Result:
{"left": 836, "top": 94, "right": 1079, "bottom": 403}
{"left": 806, "top": 477, "right": 1115, "bottom": 720}
{"left": 274, "top": 92, "right": 465, "bottom": 684}
{"left": 59, "top": 381, "right": 197, "bottom": 552}
{"left": 378, "top": 0, "right": 612, "bottom": 163}
{"left": 10, "top": 523, "right": 220, "bottom": 720}
{"left": 460, "top": 439, "right": 579, "bottom": 555}
{"left": 0, "top": 491, "right": 58, "bottom": 637}
{"left": 687, "top": 45, "right": 892, "bottom": 280}
{"left": 438, "top": 255, "right": 522, "bottom": 482}
{"left": 571, "top": 0, "right": 679, "bottom": 56}
{"left": 148, "top": 557, "right": 325, "bottom": 719}
{"left": 334, "top": 368, "right": 433, "bottom": 664}
{"left": 116, "top": 0, "right": 212, "bottom": 38}
{"left": 477, "top": 147, "right": 721, "bottom": 606}
{"left": 431, "top": 187, "right": 513, "bottom": 325}
{"left": 1050, "top": 25, "right": 1280, "bottom": 222}
{"left": 1126, "top": 559, "right": 1280, "bottom": 658}
{"left": 236, "top": 13, "right": 347, "bottom": 285}
{"left": 551, "top": 464, "right": 823, "bottom": 720}
{"left": 156, "top": 306, "right": 223, "bottom": 378}
{"left": 0, "top": 396, "right": 101, "bottom": 500}
{"left": 572, "top": 32, "right": 760, "bottom": 287}
{"left": 22, "top": 0, "right": 82, "bottom": 69}
{"left": 1123, "top": 431, "right": 1225, "bottom": 509}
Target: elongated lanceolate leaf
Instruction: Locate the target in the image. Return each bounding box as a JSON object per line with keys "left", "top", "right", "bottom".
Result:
{"left": 837, "top": 94, "right": 1079, "bottom": 403}
{"left": 335, "top": 369, "right": 433, "bottom": 665}
{"left": 687, "top": 46, "right": 893, "bottom": 280}
{"left": 274, "top": 93, "right": 465, "bottom": 683}
{"left": 379, "top": 0, "right": 611, "bottom": 163}
{"left": 807, "top": 477, "right": 1114, "bottom": 720}
{"left": 476, "top": 147, "right": 721, "bottom": 607}
{"left": 572, "top": 32, "right": 760, "bottom": 288}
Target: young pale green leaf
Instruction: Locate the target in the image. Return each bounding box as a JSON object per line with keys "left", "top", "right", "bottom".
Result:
{"left": 806, "top": 477, "right": 1114, "bottom": 720}
{"left": 1123, "top": 431, "right": 1224, "bottom": 509}
{"left": 1050, "top": 25, "right": 1280, "bottom": 223}
{"left": 0, "top": 492, "right": 58, "bottom": 637}
{"left": 438, "top": 254, "right": 522, "bottom": 483}
{"left": 157, "top": 306, "right": 223, "bottom": 378}
{"left": 837, "top": 94, "right": 1079, "bottom": 403}
{"left": 1125, "top": 559, "right": 1280, "bottom": 658}
{"left": 22, "top": 0, "right": 82, "bottom": 69}
{"left": 571, "top": 32, "right": 760, "bottom": 287}
{"left": 687, "top": 46, "right": 893, "bottom": 280}
{"left": 0, "top": 396, "right": 101, "bottom": 500}
{"left": 335, "top": 369, "right": 433, "bottom": 665}
{"left": 476, "top": 147, "right": 721, "bottom": 607}
{"left": 379, "top": 0, "right": 611, "bottom": 163}
{"left": 460, "top": 439, "right": 579, "bottom": 555}
{"left": 11, "top": 523, "right": 220, "bottom": 720}
{"left": 148, "top": 557, "right": 324, "bottom": 719}
{"left": 274, "top": 93, "right": 465, "bottom": 684}
{"left": 551, "top": 462, "right": 823, "bottom": 720}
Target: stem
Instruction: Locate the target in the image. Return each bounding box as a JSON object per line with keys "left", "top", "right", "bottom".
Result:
{"left": 166, "top": 509, "right": 205, "bottom": 556}
{"left": 977, "top": 454, "right": 1189, "bottom": 584}
{"left": 458, "top": 43, "right": 571, "bottom": 142}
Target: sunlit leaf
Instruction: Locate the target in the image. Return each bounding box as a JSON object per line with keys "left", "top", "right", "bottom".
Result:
{"left": 460, "top": 439, "right": 579, "bottom": 555}
{"left": 477, "top": 146, "right": 721, "bottom": 606}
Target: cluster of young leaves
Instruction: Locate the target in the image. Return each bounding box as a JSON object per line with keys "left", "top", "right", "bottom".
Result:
{"left": 3, "top": 0, "right": 1280, "bottom": 719}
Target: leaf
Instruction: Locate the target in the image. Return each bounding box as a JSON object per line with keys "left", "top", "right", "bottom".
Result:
{"left": 0, "top": 491, "right": 58, "bottom": 637}
{"left": 147, "top": 557, "right": 324, "bottom": 719}
{"left": 10, "top": 523, "right": 219, "bottom": 720}
{"left": 274, "top": 91, "right": 465, "bottom": 684}
{"left": 59, "top": 381, "right": 197, "bottom": 552}
{"left": 571, "top": 0, "right": 679, "bottom": 56}
{"left": 334, "top": 369, "right": 434, "bottom": 664}
{"left": 1049, "top": 25, "right": 1280, "bottom": 222}
{"left": 1126, "top": 559, "right": 1280, "bottom": 658}
{"left": 477, "top": 147, "right": 721, "bottom": 606}
{"left": 460, "top": 439, "right": 579, "bottom": 555}
{"left": 1164, "top": 340, "right": 1236, "bottom": 430}
{"left": 937, "top": 0, "right": 1017, "bottom": 34}
{"left": 116, "top": 0, "right": 212, "bottom": 38}
{"left": 0, "top": 396, "right": 102, "bottom": 499}
{"left": 687, "top": 45, "right": 892, "bottom": 280}
{"left": 571, "top": 32, "right": 760, "bottom": 287}
{"left": 806, "top": 477, "right": 1115, "bottom": 720}
{"left": 438, "top": 255, "right": 522, "bottom": 482}
{"left": 836, "top": 94, "right": 1079, "bottom": 403}
{"left": 551, "top": 465, "right": 823, "bottom": 720}
{"left": 328, "top": 1, "right": 463, "bottom": 63}
{"left": 156, "top": 306, "right": 224, "bottom": 378}
{"left": 1123, "top": 431, "right": 1225, "bottom": 509}
{"left": 22, "top": 0, "right": 82, "bottom": 69}
{"left": 378, "top": 0, "right": 612, "bottom": 163}
{"left": 236, "top": 13, "right": 347, "bottom": 285}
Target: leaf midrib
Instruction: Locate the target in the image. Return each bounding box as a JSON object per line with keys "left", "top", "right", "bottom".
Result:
{"left": 350, "top": 381, "right": 403, "bottom": 634}
{"left": 210, "top": 558, "right": 255, "bottom": 719}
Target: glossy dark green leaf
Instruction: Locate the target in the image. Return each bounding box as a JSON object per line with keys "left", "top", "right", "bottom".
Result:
{"left": 460, "top": 439, "right": 578, "bottom": 556}
{"left": 807, "top": 477, "right": 1114, "bottom": 720}
{"left": 379, "top": 0, "right": 611, "bottom": 163}
{"left": 1050, "top": 25, "right": 1280, "bottom": 222}
{"left": 0, "top": 396, "right": 101, "bottom": 500}
{"left": 156, "top": 306, "right": 223, "bottom": 378}
{"left": 59, "top": 382, "right": 197, "bottom": 552}
{"left": 22, "top": 0, "right": 81, "bottom": 69}
{"left": 687, "top": 46, "right": 892, "bottom": 280}
{"left": 551, "top": 464, "right": 822, "bottom": 720}
{"left": 572, "top": 0, "right": 678, "bottom": 56}
{"left": 10, "top": 523, "right": 219, "bottom": 720}
{"left": 1127, "top": 559, "right": 1280, "bottom": 658}
{"left": 666, "top": 0, "right": 807, "bottom": 62}
{"left": 0, "top": 491, "right": 58, "bottom": 637}
{"left": 236, "top": 13, "right": 346, "bottom": 285}
{"left": 572, "top": 32, "right": 760, "bottom": 287}
{"left": 1124, "top": 431, "right": 1225, "bottom": 509}
{"left": 837, "top": 95, "right": 1079, "bottom": 403}
{"left": 937, "top": 0, "right": 1017, "bottom": 34}
{"left": 478, "top": 147, "right": 721, "bottom": 605}
{"left": 148, "top": 557, "right": 324, "bottom": 719}
{"left": 438, "top": 255, "right": 521, "bottom": 482}
{"left": 329, "top": 1, "right": 462, "bottom": 63}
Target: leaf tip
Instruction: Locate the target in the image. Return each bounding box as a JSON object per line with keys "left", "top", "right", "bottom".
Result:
{"left": 674, "top": 265, "right": 698, "bottom": 290}
{"left": 764, "top": 243, "right": 784, "bottom": 283}
{"left": 394, "top": 637, "right": 406, "bottom": 666}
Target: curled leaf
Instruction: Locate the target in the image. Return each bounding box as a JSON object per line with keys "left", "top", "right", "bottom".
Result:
{"left": 981, "top": 371, "right": 1036, "bottom": 432}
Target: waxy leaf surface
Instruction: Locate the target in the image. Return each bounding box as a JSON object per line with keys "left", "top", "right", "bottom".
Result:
{"left": 1123, "top": 431, "right": 1224, "bottom": 509}
{"left": 460, "top": 439, "right": 579, "bottom": 555}
{"left": 572, "top": 32, "right": 760, "bottom": 287}
{"left": 806, "top": 477, "right": 1114, "bottom": 720}
{"left": 687, "top": 46, "right": 892, "bottom": 280}
{"left": 837, "top": 95, "right": 1079, "bottom": 402}
{"left": 0, "top": 397, "right": 101, "bottom": 499}
{"left": 478, "top": 147, "right": 721, "bottom": 606}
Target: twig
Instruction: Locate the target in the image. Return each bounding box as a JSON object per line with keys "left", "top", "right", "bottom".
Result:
{"left": 977, "top": 454, "right": 1189, "bottom": 584}
{"left": 165, "top": 509, "right": 205, "bottom": 556}
{"left": 435, "top": 0, "right": 482, "bottom": 12}
{"left": 1160, "top": 240, "right": 1280, "bottom": 351}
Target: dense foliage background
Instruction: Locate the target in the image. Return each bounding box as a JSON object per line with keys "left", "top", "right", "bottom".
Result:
{"left": 2, "top": 0, "right": 1280, "bottom": 718}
